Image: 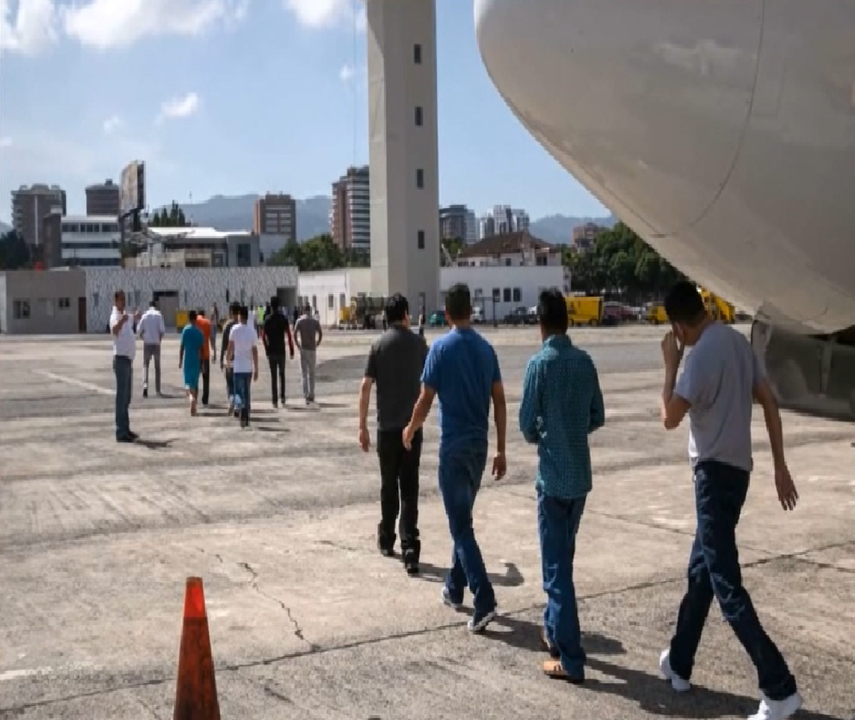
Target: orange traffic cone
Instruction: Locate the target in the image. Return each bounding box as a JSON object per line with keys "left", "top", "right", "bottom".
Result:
{"left": 173, "top": 577, "right": 221, "bottom": 720}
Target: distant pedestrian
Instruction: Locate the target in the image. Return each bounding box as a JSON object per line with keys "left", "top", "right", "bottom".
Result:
{"left": 519, "top": 289, "right": 605, "bottom": 683}
{"left": 294, "top": 304, "right": 323, "bottom": 404}
{"left": 418, "top": 307, "right": 426, "bottom": 337}
{"left": 658, "top": 281, "right": 801, "bottom": 720}
{"left": 210, "top": 302, "right": 221, "bottom": 354}
{"left": 359, "top": 293, "right": 429, "bottom": 574}
{"left": 219, "top": 302, "right": 240, "bottom": 415}
{"left": 110, "top": 291, "right": 142, "bottom": 443}
{"left": 228, "top": 305, "right": 259, "bottom": 428}
{"left": 179, "top": 310, "right": 204, "bottom": 416}
{"left": 195, "top": 310, "right": 214, "bottom": 406}
{"left": 403, "top": 283, "right": 507, "bottom": 632}
{"left": 263, "top": 297, "right": 295, "bottom": 407}
{"left": 137, "top": 300, "right": 165, "bottom": 398}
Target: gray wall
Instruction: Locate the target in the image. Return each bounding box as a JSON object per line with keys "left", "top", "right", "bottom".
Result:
{"left": 367, "top": 0, "right": 441, "bottom": 313}
{"left": 0, "top": 270, "right": 86, "bottom": 335}
{"left": 225, "top": 235, "right": 261, "bottom": 267}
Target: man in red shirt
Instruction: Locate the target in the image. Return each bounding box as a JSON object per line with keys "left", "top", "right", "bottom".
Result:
{"left": 196, "top": 310, "right": 214, "bottom": 407}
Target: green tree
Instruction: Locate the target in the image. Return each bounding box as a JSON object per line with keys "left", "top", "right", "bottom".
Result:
{"left": 440, "top": 236, "right": 465, "bottom": 266}
{"left": 0, "top": 230, "right": 32, "bottom": 270}
{"left": 267, "top": 234, "right": 345, "bottom": 272}
{"left": 149, "top": 201, "right": 188, "bottom": 228}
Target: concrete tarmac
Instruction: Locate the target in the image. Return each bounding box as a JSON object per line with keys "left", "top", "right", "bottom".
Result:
{"left": 0, "top": 326, "right": 852, "bottom": 720}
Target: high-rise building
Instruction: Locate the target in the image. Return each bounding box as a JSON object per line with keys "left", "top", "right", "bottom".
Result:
{"left": 11, "top": 184, "right": 66, "bottom": 246}
{"left": 330, "top": 166, "right": 371, "bottom": 251}
{"left": 572, "top": 221, "right": 606, "bottom": 251}
{"left": 492, "top": 205, "right": 514, "bottom": 234}
{"left": 439, "top": 204, "right": 478, "bottom": 244}
{"left": 252, "top": 193, "right": 297, "bottom": 242}
{"left": 511, "top": 208, "right": 530, "bottom": 232}
{"left": 85, "top": 180, "right": 120, "bottom": 217}
{"left": 478, "top": 214, "right": 495, "bottom": 240}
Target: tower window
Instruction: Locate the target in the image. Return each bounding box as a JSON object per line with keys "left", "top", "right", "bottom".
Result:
{"left": 417, "top": 230, "right": 425, "bottom": 250}
{"left": 416, "top": 169, "right": 424, "bottom": 188}
{"left": 415, "top": 106, "right": 423, "bottom": 126}
{"left": 414, "top": 44, "right": 422, "bottom": 64}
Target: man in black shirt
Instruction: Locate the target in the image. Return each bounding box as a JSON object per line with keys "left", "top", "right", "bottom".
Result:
{"left": 219, "top": 302, "right": 241, "bottom": 416}
{"left": 263, "top": 297, "right": 294, "bottom": 407}
{"left": 358, "top": 293, "right": 429, "bottom": 575}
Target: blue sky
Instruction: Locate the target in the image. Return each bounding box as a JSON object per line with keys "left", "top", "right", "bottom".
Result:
{"left": 0, "top": 0, "right": 607, "bottom": 223}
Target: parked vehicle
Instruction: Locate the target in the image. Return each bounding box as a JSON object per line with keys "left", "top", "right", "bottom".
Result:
{"left": 646, "top": 302, "right": 669, "bottom": 324}
{"left": 428, "top": 310, "right": 447, "bottom": 327}
{"left": 472, "top": 306, "right": 485, "bottom": 324}
{"left": 566, "top": 295, "right": 604, "bottom": 326}
{"left": 503, "top": 306, "right": 537, "bottom": 325}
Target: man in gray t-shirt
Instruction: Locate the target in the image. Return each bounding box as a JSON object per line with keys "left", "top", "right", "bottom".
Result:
{"left": 294, "top": 307, "right": 322, "bottom": 404}
{"left": 358, "top": 293, "right": 428, "bottom": 574}
{"left": 656, "top": 281, "right": 802, "bottom": 720}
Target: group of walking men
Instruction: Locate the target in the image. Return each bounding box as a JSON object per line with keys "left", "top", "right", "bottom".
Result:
{"left": 109, "top": 293, "right": 323, "bottom": 434}
{"left": 358, "top": 281, "right": 802, "bottom": 720}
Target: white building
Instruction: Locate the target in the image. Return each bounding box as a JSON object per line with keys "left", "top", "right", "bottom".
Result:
{"left": 455, "top": 230, "right": 563, "bottom": 268}
{"left": 299, "top": 261, "right": 569, "bottom": 327}
{"left": 135, "top": 226, "right": 261, "bottom": 267}
{"left": 61, "top": 215, "right": 122, "bottom": 268}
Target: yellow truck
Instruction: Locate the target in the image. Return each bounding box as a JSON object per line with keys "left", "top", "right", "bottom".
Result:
{"left": 646, "top": 302, "right": 669, "bottom": 325}
{"left": 698, "top": 287, "right": 735, "bottom": 323}
{"left": 565, "top": 296, "right": 604, "bottom": 326}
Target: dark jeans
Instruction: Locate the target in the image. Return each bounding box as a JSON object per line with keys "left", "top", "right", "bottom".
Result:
{"left": 438, "top": 443, "right": 496, "bottom": 615}
{"left": 113, "top": 356, "right": 132, "bottom": 439}
{"left": 538, "top": 487, "right": 587, "bottom": 678}
{"left": 225, "top": 368, "right": 234, "bottom": 400}
{"left": 201, "top": 358, "right": 211, "bottom": 405}
{"left": 268, "top": 354, "right": 286, "bottom": 402}
{"left": 669, "top": 460, "right": 797, "bottom": 700}
{"left": 233, "top": 372, "right": 252, "bottom": 422}
{"left": 377, "top": 428, "right": 422, "bottom": 556}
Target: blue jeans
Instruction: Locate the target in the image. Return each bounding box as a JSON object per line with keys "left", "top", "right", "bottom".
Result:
{"left": 225, "top": 368, "right": 234, "bottom": 400}
{"left": 538, "top": 487, "right": 587, "bottom": 678}
{"left": 669, "top": 460, "right": 797, "bottom": 700}
{"left": 438, "top": 443, "right": 496, "bottom": 615}
{"left": 233, "top": 372, "right": 252, "bottom": 422}
{"left": 113, "top": 356, "right": 132, "bottom": 438}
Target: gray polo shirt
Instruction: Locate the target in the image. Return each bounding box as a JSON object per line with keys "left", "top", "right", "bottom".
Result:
{"left": 294, "top": 315, "right": 321, "bottom": 351}
{"left": 675, "top": 322, "right": 762, "bottom": 472}
{"left": 365, "top": 326, "right": 429, "bottom": 431}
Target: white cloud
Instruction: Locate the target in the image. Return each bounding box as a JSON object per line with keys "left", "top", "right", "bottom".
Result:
{"left": 0, "top": 0, "right": 58, "bottom": 56}
{"left": 62, "top": 0, "right": 249, "bottom": 50}
{"left": 156, "top": 92, "right": 200, "bottom": 123}
{"left": 285, "top": 0, "right": 364, "bottom": 31}
{"left": 102, "top": 115, "right": 122, "bottom": 134}
{"left": 0, "top": 136, "right": 12, "bottom": 147}
{"left": 338, "top": 63, "right": 354, "bottom": 82}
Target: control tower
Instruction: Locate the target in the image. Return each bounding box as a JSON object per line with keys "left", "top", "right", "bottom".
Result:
{"left": 366, "top": 0, "right": 441, "bottom": 315}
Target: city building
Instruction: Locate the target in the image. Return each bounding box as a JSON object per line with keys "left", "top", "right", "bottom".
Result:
{"left": 59, "top": 215, "right": 123, "bottom": 268}
{"left": 572, "top": 221, "right": 606, "bottom": 251}
{"left": 330, "top": 166, "right": 371, "bottom": 252}
{"left": 493, "top": 205, "right": 514, "bottom": 234}
{"left": 11, "top": 184, "right": 67, "bottom": 247}
{"left": 0, "top": 269, "right": 87, "bottom": 335}
{"left": 253, "top": 193, "right": 297, "bottom": 242}
{"left": 298, "top": 268, "right": 374, "bottom": 328}
{"left": 478, "top": 214, "right": 495, "bottom": 240}
{"left": 439, "top": 204, "right": 478, "bottom": 244}
{"left": 511, "top": 208, "right": 530, "bottom": 232}
{"left": 129, "top": 227, "right": 261, "bottom": 268}
{"left": 455, "top": 230, "right": 563, "bottom": 268}
{"left": 367, "top": 0, "right": 441, "bottom": 313}
{"left": 83, "top": 266, "right": 298, "bottom": 332}
{"left": 85, "top": 180, "right": 120, "bottom": 217}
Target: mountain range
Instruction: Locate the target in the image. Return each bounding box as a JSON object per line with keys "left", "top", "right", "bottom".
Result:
{"left": 0, "top": 196, "right": 616, "bottom": 244}
{"left": 178, "top": 194, "right": 615, "bottom": 244}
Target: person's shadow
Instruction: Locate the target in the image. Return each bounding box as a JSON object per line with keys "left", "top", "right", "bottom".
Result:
{"left": 134, "top": 437, "right": 175, "bottom": 450}
{"left": 415, "top": 560, "right": 525, "bottom": 588}
{"left": 579, "top": 657, "right": 845, "bottom": 720}
{"left": 480, "top": 612, "right": 626, "bottom": 658}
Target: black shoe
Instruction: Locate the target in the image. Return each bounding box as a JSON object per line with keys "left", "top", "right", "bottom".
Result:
{"left": 116, "top": 434, "right": 135, "bottom": 444}
{"left": 127, "top": 430, "right": 139, "bottom": 441}
{"left": 403, "top": 550, "right": 419, "bottom": 576}
{"left": 272, "top": 401, "right": 278, "bottom": 408}
{"left": 142, "top": 387, "right": 148, "bottom": 398}
{"left": 240, "top": 417, "right": 249, "bottom": 429}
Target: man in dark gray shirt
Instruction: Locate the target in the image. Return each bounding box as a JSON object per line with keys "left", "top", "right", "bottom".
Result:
{"left": 658, "top": 281, "right": 801, "bottom": 720}
{"left": 358, "top": 293, "right": 429, "bottom": 575}
{"left": 294, "top": 305, "right": 322, "bottom": 404}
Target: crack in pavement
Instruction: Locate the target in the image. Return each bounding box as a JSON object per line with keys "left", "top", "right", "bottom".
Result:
{"left": 236, "top": 561, "right": 319, "bottom": 653}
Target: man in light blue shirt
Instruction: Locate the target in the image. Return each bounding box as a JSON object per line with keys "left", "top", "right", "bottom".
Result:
{"left": 519, "top": 288, "right": 604, "bottom": 683}
{"left": 403, "top": 284, "right": 507, "bottom": 632}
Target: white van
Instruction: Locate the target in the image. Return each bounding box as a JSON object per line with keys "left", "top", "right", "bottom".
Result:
{"left": 472, "top": 306, "right": 485, "bottom": 324}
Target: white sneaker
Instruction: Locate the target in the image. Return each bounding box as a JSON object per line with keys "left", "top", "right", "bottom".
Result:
{"left": 748, "top": 692, "right": 803, "bottom": 720}
{"left": 659, "top": 649, "right": 691, "bottom": 692}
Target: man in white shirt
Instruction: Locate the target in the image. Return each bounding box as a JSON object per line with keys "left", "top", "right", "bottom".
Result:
{"left": 227, "top": 305, "right": 259, "bottom": 428}
{"left": 137, "top": 300, "right": 166, "bottom": 398}
{"left": 110, "top": 291, "right": 142, "bottom": 443}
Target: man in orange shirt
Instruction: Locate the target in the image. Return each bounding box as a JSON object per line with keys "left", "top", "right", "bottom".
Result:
{"left": 196, "top": 309, "right": 215, "bottom": 407}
